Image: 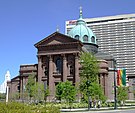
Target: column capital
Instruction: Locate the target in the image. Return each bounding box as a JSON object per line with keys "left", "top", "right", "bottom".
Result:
{"left": 74, "top": 53, "right": 79, "bottom": 59}
{"left": 61, "top": 53, "right": 66, "bottom": 57}
{"left": 47, "top": 55, "right": 52, "bottom": 61}
{"left": 37, "top": 55, "right": 42, "bottom": 63}
{"left": 73, "top": 52, "right": 79, "bottom": 57}
{"left": 37, "top": 55, "right": 41, "bottom": 59}
{"left": 61, "top": 54, "right": 67, "bottom": 60}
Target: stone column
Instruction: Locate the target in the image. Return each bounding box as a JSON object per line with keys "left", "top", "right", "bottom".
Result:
{"left": 100, "top": 74, "right": 103, "bottom": 86}
{"left": 22, "top": 77, "right": 25, "bottom": 100}
{"left": 38, "top": 55, "right": 42, "bottom": 83}
{"left": 75, "top": 53, "right": 79, "bottom": 85}
{"left": 63, "top": 54, "right": 67, "bottom": 82}
{"left": 48, "top": 55, "right": 54, "bottom": 100}
{"left": 20, "top": 77, "right": 23, "bottom": 98}
{"left": 104, "top": 74, "right": 108, "bottom": 97}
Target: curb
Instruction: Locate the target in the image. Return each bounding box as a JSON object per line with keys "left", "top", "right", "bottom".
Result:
{"left": 60, "top": 106, "right": 135, "bottom": 112}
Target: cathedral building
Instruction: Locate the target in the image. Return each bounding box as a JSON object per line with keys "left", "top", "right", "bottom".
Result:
{"left": 7, "top": 9, "right": 118, "bottom": 101}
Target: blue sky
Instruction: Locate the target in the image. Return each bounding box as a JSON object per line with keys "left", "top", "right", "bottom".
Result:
{"left": 0, "top": 0, "right": 135, "bottom": 84}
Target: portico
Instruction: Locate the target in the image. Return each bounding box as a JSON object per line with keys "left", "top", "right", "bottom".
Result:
{"left": 34, "top": 32, "right": 82, "bottom": 99}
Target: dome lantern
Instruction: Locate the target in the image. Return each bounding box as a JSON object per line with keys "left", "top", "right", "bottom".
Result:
{"left": 68, "top": 7, "right": 97, "bottom": 45}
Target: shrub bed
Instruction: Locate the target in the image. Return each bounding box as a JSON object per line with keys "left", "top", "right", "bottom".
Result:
{"left": 0, "top": 102, "right": 60, "bottom": 113}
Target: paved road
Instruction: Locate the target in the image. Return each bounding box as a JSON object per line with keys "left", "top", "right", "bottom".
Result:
{"left": 61, "top": 109, "right": 135, "bottom": 113}
{"left": 86, "top": 109, "right": 135, "bottom": 113}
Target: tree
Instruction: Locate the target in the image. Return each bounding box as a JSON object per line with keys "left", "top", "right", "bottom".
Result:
{"left": 80, "top": 52, "right": 99, "bottom": 82}
{"left": 79, "top": 52, "right": 106, "bottom": 102}
{"left": 0, "top": 93, "right": 6, "bottom": 100}
{"left": 26, "top": 74, "right": 49, "bottom": 103}
{"left": 117, "top": 86, "right": 128, "bottom": 106}
{"left": 44, "top": 86, "right": 49, "bottom": 102}
{"left": 26, "top": 73, "right": 36, "bottom": 99}
{"left": 56, "top": 81, "right": 76, "bottom": 104}
{"left": 89, "top": 82, "right": 106, "bottom": 101}
{"left": 31, "top": 82, "right": 49, "bottom": 103}
{"left": 55, "top": 82, "right": 63, "bottom": 101}
{"left": 12, "top": 92, "right": 20, "bottom": 100}
{"left": 32, "top": 82, "right": 44, "bottom": 102}
{"left": 80, "top": 79, "right": 106, "bottom": 102}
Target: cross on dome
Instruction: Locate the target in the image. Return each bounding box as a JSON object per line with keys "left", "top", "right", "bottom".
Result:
{"left": 79, "top": 6, "right": 83, "bottom": 19}
{"left": 68, "top": 7, "right": 97, "bottom": 45}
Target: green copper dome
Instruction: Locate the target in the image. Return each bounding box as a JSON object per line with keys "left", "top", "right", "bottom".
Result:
{"left": 68, "top": 7, "right": 97, "bottom": 44}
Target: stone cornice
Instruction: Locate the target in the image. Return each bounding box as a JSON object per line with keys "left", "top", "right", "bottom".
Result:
{"left": 38, "top": 41, "right": 82, "bottom": 47}
{"left": 34, "top": 31, "right": 83, "bottom": 48}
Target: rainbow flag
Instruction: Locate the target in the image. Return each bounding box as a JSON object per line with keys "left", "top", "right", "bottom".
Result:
{"left": 117, "top": 69, "right": 126, "bottom": 86}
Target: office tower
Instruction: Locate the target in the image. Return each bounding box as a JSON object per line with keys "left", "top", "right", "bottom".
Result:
{"left": 66, "top": 14, "right": 135, "bottom": 76}
{"left": 66, "top": 14, "right": 135, "bottom": 98}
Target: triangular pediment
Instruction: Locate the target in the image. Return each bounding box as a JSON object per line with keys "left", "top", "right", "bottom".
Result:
{"left": 34, "top": 32, "right": 82, "bottom": 48}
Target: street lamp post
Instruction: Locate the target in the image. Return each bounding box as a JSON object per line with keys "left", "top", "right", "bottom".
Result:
{"left": 113, "top": 59, "right": 117, "bottom": 109}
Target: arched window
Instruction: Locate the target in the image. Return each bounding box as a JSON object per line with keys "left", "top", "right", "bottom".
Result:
{"left": 56, "top": 58, "right": 62, "bottom": 73}
{"left": 83, "top": 35, "right": 88, "bottom": 42}
{"left": 74, "top": 35, "right": 79, "bottom": 40}
{"left": 91, "top": 36, "right": 95, "bottom": 43}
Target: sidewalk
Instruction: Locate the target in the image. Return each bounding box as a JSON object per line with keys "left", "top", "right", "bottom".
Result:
{"left": 60, "top": 106, "right": 135, "bottom": 113}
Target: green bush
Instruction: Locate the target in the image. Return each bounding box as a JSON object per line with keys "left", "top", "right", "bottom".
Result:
{"left": 0, "top": 102, "right": 60, "bottom": 113}
{"left": 54, "top": 102, "right": 88, "bottom": 109}
{"left": 54, "top": 101, "right": 115, "bottom": 109}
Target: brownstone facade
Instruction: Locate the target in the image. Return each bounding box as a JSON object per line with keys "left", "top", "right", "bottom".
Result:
{"left": 7, "top": 32, "right": 112, "bottom": 100}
